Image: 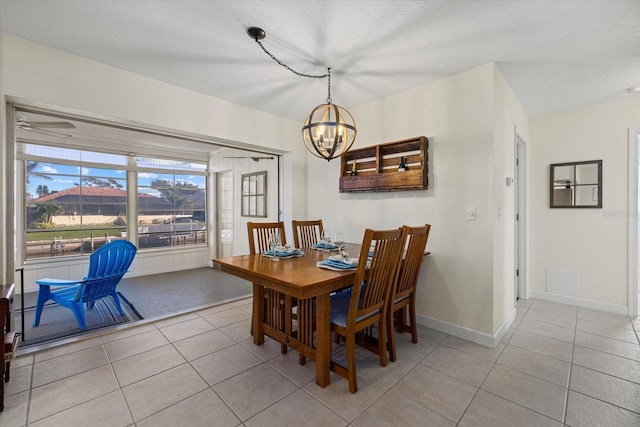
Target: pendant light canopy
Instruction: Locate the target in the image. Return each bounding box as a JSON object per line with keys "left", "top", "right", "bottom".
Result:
{"left": 247, "top": 27, "right": 356, "bottom": 161}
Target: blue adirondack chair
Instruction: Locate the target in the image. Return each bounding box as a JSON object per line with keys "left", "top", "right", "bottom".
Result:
{"left": 33, "top": 240, "right": 137, "bottom": 330}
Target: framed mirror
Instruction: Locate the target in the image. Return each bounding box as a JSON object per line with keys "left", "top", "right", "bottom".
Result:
{"left": 550, "top": 160, "right": 602, "bottom": 208}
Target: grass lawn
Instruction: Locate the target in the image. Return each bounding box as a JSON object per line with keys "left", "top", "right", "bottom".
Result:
{"left": 27, "top": 226, "right": 125, "bottom": 242}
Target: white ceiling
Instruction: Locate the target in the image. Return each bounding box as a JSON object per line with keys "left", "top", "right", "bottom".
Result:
{"left": 1, "top": 0, "right": 639, "bottom": 123}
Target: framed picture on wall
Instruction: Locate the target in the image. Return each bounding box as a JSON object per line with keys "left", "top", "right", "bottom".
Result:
{"left": 241, "top": 171, "right": 267, "bottom": 217}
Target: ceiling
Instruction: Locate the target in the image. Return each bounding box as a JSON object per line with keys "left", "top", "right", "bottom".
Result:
{"left": 13, "top": 109, "right": 234, "bottom": 157}
{"left": 1, "top": 1, "right": 639, "bottom": 124}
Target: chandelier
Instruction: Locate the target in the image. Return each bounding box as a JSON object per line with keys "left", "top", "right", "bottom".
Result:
{"left": 247, "top": 27, "right": 356, "bottom": 161}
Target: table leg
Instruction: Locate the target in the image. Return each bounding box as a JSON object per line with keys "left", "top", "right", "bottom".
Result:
{"left": 315, "top": 293, "right": 331, "bottom": 387}
{"left": 252, "top": 284, "right": 265, "bottom": 345}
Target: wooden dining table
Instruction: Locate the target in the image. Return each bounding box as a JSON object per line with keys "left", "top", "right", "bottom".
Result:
{"left": 213, "top": 243, "right": 360, "bottom": 387}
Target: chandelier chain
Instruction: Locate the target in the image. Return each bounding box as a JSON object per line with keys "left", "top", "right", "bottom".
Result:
{"left": 255, "top": 39, "right": 329, "bottom": 79}
{"left": 327, "top": 68, "right": 332, "bottom": 104}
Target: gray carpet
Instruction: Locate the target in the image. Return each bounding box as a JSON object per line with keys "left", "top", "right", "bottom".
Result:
{"left": 106, "top": 267, "right": 252, "bottom": 319}
{"left": 16, "top": 296, "right": 141, "bottom": 347}
{"left": 16, "top": 267, "right": 252, "bottom": 347}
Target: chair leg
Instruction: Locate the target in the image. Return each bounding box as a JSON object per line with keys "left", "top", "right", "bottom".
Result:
{"left": 111, "top": 292, "right": 125, "bottom": 315}
{"left": 70, "top": 302, "right": 87, "bottom": 330}
{"left": 346, "top": 331, "right": 358, "bottom": 394}
{"left": 32, "top": 286, "right": 52, "bottom": 327}
{"left": 409, "top": 297, "right": 418, "bottom": 344}
{"left": 378, "top": 316, "right": 388, "bottom": 368}
{"left": 388, "top": 310, "right": 397, "bottom": 362}
{"left": 282, "top": 295, "right": 293, "bottom": 355}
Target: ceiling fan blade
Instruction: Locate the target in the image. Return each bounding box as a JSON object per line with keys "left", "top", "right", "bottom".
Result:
{"left": 28, "top": 121, "right": 76, "bottom": 129}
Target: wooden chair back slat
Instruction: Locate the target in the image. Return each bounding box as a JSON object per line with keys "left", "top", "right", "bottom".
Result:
{"left": 247, "top": 222, "right": 287, "bottom": 254}
{"left": 395, "top": 224, "right": 431, "bottom": 298}
{"left": 387, "top": 224, "right": 431, "bottom": 362}
{"left": 330, "top": 227, "right": 407, "bottom": 393}
{"left": 352, "top": 228, "right": 406, "bottom": 320}
{"left": 292, "top": 219, "right": 323, "bottom": 248}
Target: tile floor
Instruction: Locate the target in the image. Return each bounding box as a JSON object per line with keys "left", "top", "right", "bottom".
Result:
{"left": 1, "top": 297, "right": 639, "bottom": 426}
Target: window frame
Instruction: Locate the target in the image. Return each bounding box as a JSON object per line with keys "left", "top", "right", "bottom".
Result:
{"left": 241, "top": 171, "right": 267, "bottom": 218}
{"left": 18, "top": 142, "right": 208, "bottom": 262}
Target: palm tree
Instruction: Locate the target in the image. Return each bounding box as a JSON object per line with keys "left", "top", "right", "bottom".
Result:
{"left": 39, "top": 203, "right": 64, "bottom": 224}
{"left": 26, "top": 161, "right": 53, "bottom": 184}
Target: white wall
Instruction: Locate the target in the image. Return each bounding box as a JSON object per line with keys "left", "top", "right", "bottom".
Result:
{"left": 530, "top": 96, "right": 640, "bottom": 311}
{"left": 209, "top": 147, "right": 281, "bottom": 257}
{"left": 492, "top": 67, "right": 530, "bottom": 332}
{"left": 305, "top": 63, "right": 529, "bottom": 339}
{"left": 0, "top": 33, "right": 305, "bottom": 284}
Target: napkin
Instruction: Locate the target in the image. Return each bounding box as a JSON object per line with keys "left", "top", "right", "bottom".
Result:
{"left": 328, "top": 255, "right": 358, "bottom": 266}
{"left": 312, "top": 242, "right": 339, "bottom": 250}
{"left": 317, "top": 259, "right": 358, "bottom": 270}
{"left": 263, "top": 248, "right": 304, "bottom": 257}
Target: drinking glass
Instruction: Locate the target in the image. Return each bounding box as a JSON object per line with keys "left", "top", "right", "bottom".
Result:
{"left": 269, "top": 232, "right": 281, "bottom": 262}
{"left": 333, "top": 232, "right": 344, "bottom": 250}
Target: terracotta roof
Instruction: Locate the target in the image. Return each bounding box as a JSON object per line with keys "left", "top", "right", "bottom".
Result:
{"left": 34, "top": 186, "right": 127, "bottom": 202}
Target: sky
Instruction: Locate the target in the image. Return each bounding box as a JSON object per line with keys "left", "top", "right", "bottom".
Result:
{"left": 27, "top": 161, "right": 205, "bottom": 200}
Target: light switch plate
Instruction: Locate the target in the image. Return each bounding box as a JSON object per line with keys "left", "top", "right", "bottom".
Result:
{"left": 465, "top": 206, "right": 476, "bottom": 221}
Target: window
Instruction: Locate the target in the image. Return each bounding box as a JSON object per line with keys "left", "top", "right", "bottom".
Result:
{"left": 137, "top": 158, "right": 207, "bottom": 249}
{"left": 20, "top": 143, "right": 207, "bottom": 260}
{"left": 241, "top": 171, "right": 266, "bottom": 217}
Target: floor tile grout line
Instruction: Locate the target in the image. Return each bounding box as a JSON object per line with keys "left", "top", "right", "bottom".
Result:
{"left": 119, "top": 326, "right": 242, "bottom": 425}
{"left": 456, "top": 308, "right": 565, "bottom": 427}
{"left": 561, "top": 304, "right": 579, "bottom": 425}
{"left": 571, "top": 334, "right": 640, "bottom": 362}
{"left": 25, "top": 344, "right": 125, "bottom": 426}
{"left": 460, "top": 299, "right": 570, "bottom": 424}
{"left": 15, "top": 296, "right": 636, "bottom": 426}
{"left": 632, "top": 319, "right": 640, "bottom": 345}
{"left": 23, "top": 352, "right": 36, "bottom": 426}
{"left": 330, "top": 333, "right": 448, "bottom": 423}
{"left": 388, "top": 341, "right": 462, "bottom": 424}
{"left": 572, "top": 341, "right": 640, "bottom": 363}
{"left": 299, "top": 386, "right": 354, "bottom": 425}
{"left": 102, "top": 337, "right": 138, "bottom": 425}
{"left": 241, "top": 386, "right": 310, "bottom": 425}
{"left": 568, "top": 389, "right": 640, "bottom": 418}
{"left": 172, "top": 332, "right": 247, "bottom": 425}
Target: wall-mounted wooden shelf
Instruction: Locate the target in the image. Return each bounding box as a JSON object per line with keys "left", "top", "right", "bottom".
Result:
{"left": 339, "top": 136, "right": 429, "bottom": 193}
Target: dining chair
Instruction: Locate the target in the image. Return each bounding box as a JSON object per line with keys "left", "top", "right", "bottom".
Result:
{"left": 33, "top": 240, "right": 137, "bottom": 330}
{"left": 292, "top": 219, "right": 324, "bottom": 248}
{"left": 247, "top": 221, "right": 291, "bottom": 354}
{"left": 330, "top": 227, "right": 407, "bottom": 393}
{"left": 387, "top": 224, "right": 431, "bottom": 362}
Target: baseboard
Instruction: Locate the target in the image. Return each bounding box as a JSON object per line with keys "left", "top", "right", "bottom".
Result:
{"left": 529, "top": 290, "right": 628, "bottom": 315}
{"left": 416, "top": 308, "right": 515, "bottom": 348}
{"left": 494, "top": 307, "right": 517, "bottom": 345}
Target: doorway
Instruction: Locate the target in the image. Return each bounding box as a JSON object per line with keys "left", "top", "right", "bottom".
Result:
{"left": 515, "top": 131, "right": 528, "bottom": 302}
{"left": 216, "top": 170, "right": 234, "bottom": 258}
